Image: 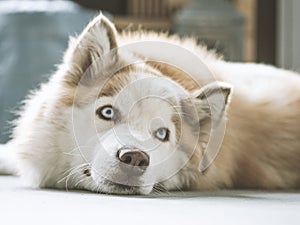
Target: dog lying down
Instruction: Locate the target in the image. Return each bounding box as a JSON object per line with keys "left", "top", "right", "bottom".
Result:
{"left": 0, "top": 14, "right": 300, "bottom": 195}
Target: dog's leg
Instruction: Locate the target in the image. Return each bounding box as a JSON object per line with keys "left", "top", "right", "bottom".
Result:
{"left": 0, "top": 143, "right": 18, "bottom": 175}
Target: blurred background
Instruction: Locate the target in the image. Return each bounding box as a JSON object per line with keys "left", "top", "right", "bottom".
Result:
{"left": 0, "top": 0, "right": 299, "bottom": 143}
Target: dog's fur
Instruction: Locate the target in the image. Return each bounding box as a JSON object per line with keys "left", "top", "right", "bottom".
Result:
{"left": 0, "top": 14, "right": 300, "bottom": 194}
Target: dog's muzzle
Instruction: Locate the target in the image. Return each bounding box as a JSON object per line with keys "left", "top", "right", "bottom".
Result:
{"left": 116, "top": 146, "right": 150, "bottom": 176}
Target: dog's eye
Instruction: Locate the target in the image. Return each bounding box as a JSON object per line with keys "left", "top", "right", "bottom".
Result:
{"left": 154, "top": 128, "right": 170, "bottom": 142}
{"left": 97, "top": 105, "right": 114, "bottom": 120}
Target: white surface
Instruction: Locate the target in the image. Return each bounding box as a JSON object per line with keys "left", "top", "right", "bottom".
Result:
{"left": 0, "top": 176, "right": 300, "bottom": 225}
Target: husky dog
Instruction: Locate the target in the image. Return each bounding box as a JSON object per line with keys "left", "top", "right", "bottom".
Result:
{"left": 0, "top": 15, "right": 300, "bottom": 195}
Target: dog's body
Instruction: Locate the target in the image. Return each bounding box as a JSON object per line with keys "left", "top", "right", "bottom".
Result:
{"left": 0, "top": 15, "right": 300, "bottom": 194}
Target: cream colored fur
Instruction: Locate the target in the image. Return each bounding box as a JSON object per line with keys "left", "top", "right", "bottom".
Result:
{"left": 0, "top": 14, "right": 299, "bottom": 194}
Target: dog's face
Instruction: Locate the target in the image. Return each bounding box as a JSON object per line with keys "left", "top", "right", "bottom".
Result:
{"left": 60, "top": 15, "right": 232, "bottom": 194}
{"left": 77, "top": 75, "right": 190, "bottom": 194}
{"left": 71, "top": 67, "right": 197, "bottom": 194}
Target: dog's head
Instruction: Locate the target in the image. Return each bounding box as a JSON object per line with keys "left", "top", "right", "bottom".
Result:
{"left": 58, "top": 15, "right": 232, "bottom": 194}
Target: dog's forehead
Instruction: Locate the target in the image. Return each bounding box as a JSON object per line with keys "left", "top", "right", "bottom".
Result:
{"left": 113, "top": 73, "right": 182, "bottom": 113}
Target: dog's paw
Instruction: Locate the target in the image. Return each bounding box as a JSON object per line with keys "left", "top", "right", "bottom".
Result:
{"left": 0, "top": 144, "right": 18, "bottom": 175}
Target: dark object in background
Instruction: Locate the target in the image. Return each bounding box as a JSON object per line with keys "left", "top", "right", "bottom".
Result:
{"left": 256, "top": 0, "right": 277, "bottom": 65}
{"left": 0, "top": 1, "right": 97, "bottom": 143}
{"left": 73, "top": 0, "right": 127, "bottom": 15}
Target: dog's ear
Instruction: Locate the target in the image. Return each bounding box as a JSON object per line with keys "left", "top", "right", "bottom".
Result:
{"left": 191, "top": 82, "right": 232, "bottom": 127}
{"left": 64, "top": 14, "right": 118, "bottom": 86}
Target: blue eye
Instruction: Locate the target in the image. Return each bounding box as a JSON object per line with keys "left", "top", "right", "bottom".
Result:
{"left": 154, "top": 128, "right": 170, "bottom": 142}
{"left": 97, "top": 105, "right": 114, "bottom": 120}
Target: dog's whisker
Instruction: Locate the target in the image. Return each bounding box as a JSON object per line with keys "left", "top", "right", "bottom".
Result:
{"left": 152, "top": 183, "right": 168, "bottom": 195}
{"left": 172, "top": 183, "right": 186, "bottom": 196}
{"left": 62, "top": 152, "right": 82, "bottom": 157}
{"left": 57, "top": 163, "right": 90, "bottom": 187}
{"left": 96, "top": 184, "right": 102, "bottom": 193}
{"left": 65, "top": 168, "right": 85, "bottom": 190}
{"left": 152, "top": 185, "right": 166, "bottom": 196}
{"left": 75, "top": 176, "right": 90, "bottom": 187}
{"left": 61, "top": 163, "right": 89, "bottom": 177}
{"left": 83, "top": 179, "right": 96, "bottom": 192}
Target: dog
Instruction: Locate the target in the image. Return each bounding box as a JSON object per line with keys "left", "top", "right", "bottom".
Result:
{"left": 0, "top": 14, "right": 299, "bottom": 195}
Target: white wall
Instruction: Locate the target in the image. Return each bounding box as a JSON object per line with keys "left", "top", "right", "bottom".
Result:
{"left": 277, "top": 0, "right": 300, "bottom": 72}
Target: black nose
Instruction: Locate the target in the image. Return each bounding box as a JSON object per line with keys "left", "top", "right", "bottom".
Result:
{"left": 117, "top": 149, "right": 149, "bottom": 175}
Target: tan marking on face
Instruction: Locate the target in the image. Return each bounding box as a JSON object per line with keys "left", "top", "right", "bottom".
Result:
{"left": 59, "top": 87, "right": 76, "bottom": 107}
{"left": 59, "top": 62, "right": 161, "bottom": 106}
{"left": 62, "top": 66, "right": 84, "bottom": 88}
{"left": 146, "top": 61, "right": 202, "bottom": 92}
{"left": 98, "top": 62, "right": 163, "bottom": 98}
{"left": 172, "top": 113, "right": 181, "bottom": 142}
{"left": 98, "top": 65, "right": 133, "bottom": 97}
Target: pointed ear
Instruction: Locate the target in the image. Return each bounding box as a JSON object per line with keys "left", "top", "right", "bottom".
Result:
{"left": 64, "top": 14, "right": 118, "bottom": 85}
{"left": 192, "top": 82, "right": 232, "bottom": 127}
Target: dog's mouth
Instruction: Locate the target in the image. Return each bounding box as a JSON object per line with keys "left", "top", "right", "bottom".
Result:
{"left": 97, "top": 180, "right": 153, "bottom": 195}
{"left": 107, "top": 182, "right": 138, "bottom": 194}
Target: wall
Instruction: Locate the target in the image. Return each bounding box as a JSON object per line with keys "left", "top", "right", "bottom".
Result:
{"left": 231, "top": 0, "right": 257, "bottom": 62}
{"left": 277, "top": 0, "right": 300, "bottom": 72}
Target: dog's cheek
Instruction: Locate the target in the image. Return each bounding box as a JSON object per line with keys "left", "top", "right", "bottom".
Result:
{"left": 146, "top": 143, "right": 183, "bottom": 182}
{"left": 90, "top": 141, "right": 118, "bottom": 178}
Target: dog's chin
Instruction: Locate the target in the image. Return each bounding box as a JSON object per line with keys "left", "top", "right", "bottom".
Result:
{"left": 96, "top": 180, "right": 153, "bottom": 195}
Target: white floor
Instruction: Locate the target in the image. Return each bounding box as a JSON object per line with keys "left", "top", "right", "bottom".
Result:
{"left": 1, "top": 176, "right": 300, "bottom": 225}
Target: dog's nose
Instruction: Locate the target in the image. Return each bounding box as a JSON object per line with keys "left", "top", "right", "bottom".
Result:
{"left": 117, "top": 148, "right": 149, "bottom": 175}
